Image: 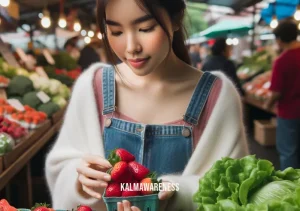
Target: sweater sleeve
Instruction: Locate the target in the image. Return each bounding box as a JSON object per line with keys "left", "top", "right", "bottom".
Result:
{"left": 45, "top": 69, "right": 107, "bottom": 210}
{"left": 159, "top": 73, "right": 249, "bottom": 211}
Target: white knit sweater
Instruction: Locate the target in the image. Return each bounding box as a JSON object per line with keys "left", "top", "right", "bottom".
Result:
{"left": 45, "top": 63, "right": 249, "bottom": 211}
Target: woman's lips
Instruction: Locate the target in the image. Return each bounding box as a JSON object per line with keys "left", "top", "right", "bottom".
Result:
{"left": 127, "top": 58, "right": 150, "bottom": 69}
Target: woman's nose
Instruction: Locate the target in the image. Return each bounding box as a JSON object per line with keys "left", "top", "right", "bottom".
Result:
{"left": 126, "top": 34, "right": 142, "bottom": 55}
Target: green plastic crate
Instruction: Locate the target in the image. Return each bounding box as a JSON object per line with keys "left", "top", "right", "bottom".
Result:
{"left": 103, "top": 192, "right": 159, "bottom": 211}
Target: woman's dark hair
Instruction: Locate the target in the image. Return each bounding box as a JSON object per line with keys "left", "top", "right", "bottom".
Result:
{"left": 273, "top": 19, "right": 298, "bottom": 43}
{"left": 97, "top": 0, "right": 191, "bottom": 65}
{"left": 211, "top": 38, "right": 227, "bottom": 56}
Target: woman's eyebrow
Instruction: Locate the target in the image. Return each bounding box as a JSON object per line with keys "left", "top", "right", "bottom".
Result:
{"left": 106, "top": 14, "right": 153, "bottom": 26}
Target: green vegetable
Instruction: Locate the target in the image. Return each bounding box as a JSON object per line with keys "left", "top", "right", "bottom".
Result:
{"left": 53, "top": 52, "right": 78, "bottom": 71}
{"left": 193, "top": 155, "right": 300, "bottom": 211}
{"left": 48, "top": 79, "right": 62, "bottom": 96}
{"left": 22, "top": 91, "right": 42, "bottom": 109}
{"left": 58, "top": 84, "right": 71, "bottom": 99}
{"left": 0, "top": 133, "right": 15, "bottom": 155}
{"left": 37, "top": 102, "right": 60, "bottom": 117}
{"left": 0, "top": 62, "right": 17, "bottom": 79}
{"left": 249, "top": 180, "right": 300, "bottom": 205}
{"left": 16, "top": 68, "right": 30, "bottom": 77}
{"left": 52, "top": 95, "right": 67, "bottom": 108}
{"left": 7, "top": 75, "right": 34, "bottom": 97}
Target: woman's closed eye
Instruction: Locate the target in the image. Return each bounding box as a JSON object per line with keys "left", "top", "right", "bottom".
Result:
{"left": 111, "top": 31, "right": 123, "bottom": 36}
{"left": 110, "top": 25, "right": 156, "bottom": 36}
{"left": 140, "top": 25, "right": 156, "bottom": 33}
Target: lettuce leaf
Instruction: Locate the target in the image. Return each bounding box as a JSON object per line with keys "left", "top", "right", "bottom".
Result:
{"left": 193, "top": 155, "right": 300, "bottom": 211}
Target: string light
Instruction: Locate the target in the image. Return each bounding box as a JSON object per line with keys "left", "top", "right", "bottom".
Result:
{"left": 41, "top": 9, "right": 51, "bottom": 28}
{"left": 88, "top": 30, "right": 94, "bottom": 37}
{"left": 0, "top": 0, "right": 10, "bottom": 7}
{"left": 58, "top": 14, "right": 67, "bottom": 28}
{"left": 73, "top": 20, "right": 81, "bottom": 32}
{"left": 84, "top": 37, "right": 91, "bottom": 44}
{"left": 81, "top": 30, "right": 87, "bottom": 36}
{"left": 294, "top": 5, "right": 300, "bottom": 21}
{"left": 97, "top": 32, "right": 102, "bottom": 39}
{"left": 226, "top": 38, "right": 233, "bottom": 45}
{"left": 232, "top": 38, "right": 239, "bottom": 45}
{"left": 270, "top": 15, "right": 278, "bottom": 29}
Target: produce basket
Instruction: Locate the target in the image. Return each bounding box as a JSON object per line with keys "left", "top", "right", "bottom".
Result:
{"left": 103, "top": 191, "right": 159, "bottom": 211}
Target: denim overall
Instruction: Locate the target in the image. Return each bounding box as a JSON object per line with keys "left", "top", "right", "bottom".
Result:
{"left": 101, "top": 66, "right": 217, "bottom": 176}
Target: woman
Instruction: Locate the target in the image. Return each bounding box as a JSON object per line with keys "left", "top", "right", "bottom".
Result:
{"left": 45, "top": 0, "right": 249, "bottom": 210}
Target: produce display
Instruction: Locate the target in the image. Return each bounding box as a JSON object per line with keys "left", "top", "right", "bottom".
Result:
{"left": 0, "top": 116, "right": 27, "bottom": 140}
{"left": 243, "top": 71, "right": 272, "bottom": 101}
{"left": 0, "top": 199, "right": 93, "bottom": 211}
{"left": 37, "top": 52, "right": 82, "bottom": 87}
{"left": 0, "top": 60, "right": 71, "bottom": 118}
{"left": 238, "top": 50, "right": 272, "bottom": 83}
{"left": 193, "top": 155, "right": 300, "bottom": 211}
{"left": 0, "top": 99, "right": 47, "bottom": 129}
{"left": 28, "top": 73, "right": 70, "bottom": 108}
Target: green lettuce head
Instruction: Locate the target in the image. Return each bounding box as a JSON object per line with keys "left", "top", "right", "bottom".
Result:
{"left": 193, "top": 155, "right": 300, "bottom": 211}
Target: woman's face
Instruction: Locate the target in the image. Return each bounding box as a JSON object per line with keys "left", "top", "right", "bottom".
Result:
{"left": 105, "top": 0, "right": 175, "bottom": 76}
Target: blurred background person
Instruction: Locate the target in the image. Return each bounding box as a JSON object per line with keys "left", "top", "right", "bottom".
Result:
{"left": 189, "top": 43, "right": 202, "bottom": 69}
{"left": 202, "top": 37, "right": 244, "bottom": 96}
{"left": 78, "top": 39, "right": 108, "bottom": 71}
{"left": 64, "top": 36, "right": 80, "bottom": 60}
{"left": 265, "top": 20, "right": 300, "bottom": 170}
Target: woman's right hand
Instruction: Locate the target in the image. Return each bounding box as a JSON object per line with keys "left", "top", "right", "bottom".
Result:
{"left": 76, "top": 155, "right": 112, "bottom": 199}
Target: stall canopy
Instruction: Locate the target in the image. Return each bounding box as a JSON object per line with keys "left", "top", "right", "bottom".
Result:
{"left": 191, "top": 17, "right": 253, "bottom": 38}
{"left": 260, "top": 0, "right": 298, "bottom": 24}
{"left": 188, "top": 0, "right": 263, "bottom": 11}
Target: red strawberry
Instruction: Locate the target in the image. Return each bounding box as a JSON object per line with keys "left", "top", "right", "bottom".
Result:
{"left": 105, "top": 183, "right": 122, "bottom": 197}
{"left": 110, "top": 161, "right": 130, "bottom": 182}
{"left": 77, "top": 205, "right": 92, "bottom": 211}
{"left": 32, "top": 206, "right": 49, "bottom": 211}
{"left": 31, "top": 203, "right": 51, "bottom": 211}
{"left": 128, "top": 161, "right": 150, "bottom": 181}
{"left": 122, "top": 189, "right": 140, "bottom": 197}
{"left": 108, "top": 148, "right": 135, "bottom": 166}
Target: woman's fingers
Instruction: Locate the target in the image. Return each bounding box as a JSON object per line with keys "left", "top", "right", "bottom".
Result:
{"left": 158, "top": 181, "right": 176, "bottom": 200}
{"left": 158, "top": 189, "right": 175, "bottom": 200}
{"left": 123, "top": 200, "right": 131, "bottom": 210}
{"left": 130, "top": 206, "right": 141, "bottom": 211}
{"left": 117, "top": 201, "right": 141, "bottom": 211}
{"left": 78, "top": 174, "right": 108, "bottom": 188}
{"left": 76, "top": 164, "right": 111, "bottom": 182}
{"left": 117, "top": 202, "right": 124, "bottom": 211}
{"left": 83, "top": 155, "right": 112, "bottom": 169}
{"left": 82, "top": 185, "right": 102, "bottom": 199}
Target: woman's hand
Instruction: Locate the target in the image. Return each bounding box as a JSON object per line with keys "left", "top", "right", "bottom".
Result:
{"left": 117, "top": 181, "right": 176, "bottom": 211}
{"left": 158, "top": 181, "right": 176, "bottom": 211}
{"left": 76, "top": 155, "right": 112, "bottom": 199}
{"left": 117, "top": 201, "right": 141, "bottom": 211}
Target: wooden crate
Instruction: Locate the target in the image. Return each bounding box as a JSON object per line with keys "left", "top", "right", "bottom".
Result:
{"left": 54, "top": 118, "right": 63, "bottom": 132}
{"left": 0, "top": 156, "right": 3, "bottom": 174}
{"left": 51, "top": 106, "right": 67, "bottom": 124}
{"left": 254, "top": 119, "right": 276, "bottom": 146}
{"left": 2, "top": 120, "right": 52, "bottom": 169}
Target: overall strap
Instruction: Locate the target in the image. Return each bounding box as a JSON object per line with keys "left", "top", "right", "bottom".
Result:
{"left": 183, "top": 72, "right": 217, "bottom": 125}
{"left": 102, "top": 66, "right": 116, "bottom": 115}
